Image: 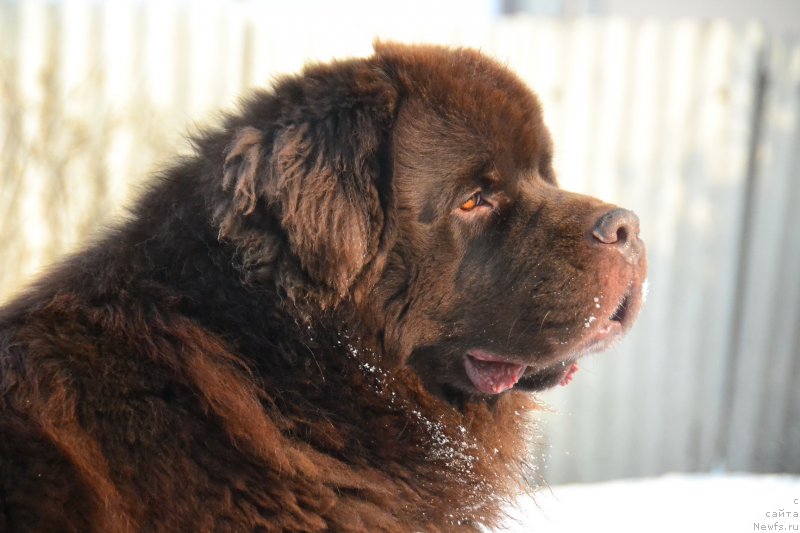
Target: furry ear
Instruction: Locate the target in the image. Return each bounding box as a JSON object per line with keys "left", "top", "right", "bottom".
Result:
{"left": 220, "top": 65, "right": 397, "bottom": 305}
{"left": 222, "top": 127, "right": 264, "bottom": 218}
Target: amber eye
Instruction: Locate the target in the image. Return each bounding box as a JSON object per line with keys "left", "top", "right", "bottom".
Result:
{"left": 460, "top": 192, "right": 483, "bottom": 211}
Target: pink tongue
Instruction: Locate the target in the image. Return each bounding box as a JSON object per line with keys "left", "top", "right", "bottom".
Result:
{"left": 560, "top": 363, "right": 580, "bottom": 386}
{"left": 464, "top": 356, "right": 526, "bottom": 394}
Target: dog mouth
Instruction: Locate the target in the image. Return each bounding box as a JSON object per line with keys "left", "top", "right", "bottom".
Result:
{"left": 461, "top": 280, "right": 643, "bottom": 396}
{"left": 576, "top": 282, "right": 640, "bottom": 355}
{"left": 464, "top": 351, "right": 580, "bottom": 395}
{"left": 463, "top": 350, "right": 527, "bottom": 395}
{"left": 610, "top": 291, "right": 631, "bottom": 323}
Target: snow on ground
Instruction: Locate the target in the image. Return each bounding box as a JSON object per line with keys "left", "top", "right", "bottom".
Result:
{"left": 498, "top": 474, "right": 800, "bottom": 533}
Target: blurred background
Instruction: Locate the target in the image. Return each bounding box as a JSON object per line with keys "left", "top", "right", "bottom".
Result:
{"left": 1, "top": 0, "right": 798, "bottom": 515}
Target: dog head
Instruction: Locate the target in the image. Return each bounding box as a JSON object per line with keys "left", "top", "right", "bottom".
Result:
{"left": 216, "top": 42, "right": 647, "bottom": 404}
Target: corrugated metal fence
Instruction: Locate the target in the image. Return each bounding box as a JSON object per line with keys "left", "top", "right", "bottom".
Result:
{"left": 1, "top": 1, "right": 798, "bottom": 485}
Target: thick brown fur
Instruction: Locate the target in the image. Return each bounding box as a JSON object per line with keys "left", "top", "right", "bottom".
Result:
{"left": 0, "top": 43, "right": 646, "bottom": 532}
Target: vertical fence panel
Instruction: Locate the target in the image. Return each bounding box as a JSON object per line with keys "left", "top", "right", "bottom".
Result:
{"left": 652, "top": 20, "right": 704, "bottom": 476}
{"left": 14, "top": 2, "right": 54, "bottom": 289}
{"left": 614, "top": 21, "right": 666, "bottom": 480}
{"left": 693, "top": 24, "right": 766, "bottom": 473}
{"left": 0, "top": 2, "right": 22, "bottom": 287}
{"left": 100, "top": 0, "right": 139, "bottom": 216}
{"left": 727, "top": 37, "right": 800, "bottom": 473}
{"left": 757, "top": 41, "right": 800, "bottom": 474}
{"left": 0, "top": 2, "right": 798, "bottom": 484}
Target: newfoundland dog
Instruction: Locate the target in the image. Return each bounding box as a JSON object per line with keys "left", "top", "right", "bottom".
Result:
{"left": 0, "top": 43, "right": 646, "bottom": 532}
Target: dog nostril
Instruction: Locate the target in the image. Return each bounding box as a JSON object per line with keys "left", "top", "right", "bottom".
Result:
{"left": 615, "top": 226, "right": 628, "bottom": 244}
{"left": 591, "top": 208, "right": 639, "bottom": 244}
{"left": 591, "top": 208, "right": 641, "bottom": 263}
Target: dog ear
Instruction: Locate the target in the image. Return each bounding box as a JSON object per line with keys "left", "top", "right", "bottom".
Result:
{"left": 220, "top": 65, "right": 398, "bottom": 305}
{"left": 222, "top": 126, "right": 264, "bottom": 219}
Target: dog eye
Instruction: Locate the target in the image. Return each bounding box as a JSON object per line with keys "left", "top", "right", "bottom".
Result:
{"left": 460, "top": 193, "right": 484, "bottom": 211}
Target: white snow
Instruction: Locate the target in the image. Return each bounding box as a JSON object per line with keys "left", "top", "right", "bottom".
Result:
{"left": 496, "top": 474, "right": 800, "bottom": 533}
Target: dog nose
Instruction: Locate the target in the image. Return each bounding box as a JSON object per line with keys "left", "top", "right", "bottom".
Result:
{"left": 590, "top": 208, "right": 642, "bottom": 264}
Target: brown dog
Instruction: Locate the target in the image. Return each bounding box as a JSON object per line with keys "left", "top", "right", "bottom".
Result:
{"left": 0, "top": 43, "right": 646, "bottom": 532}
